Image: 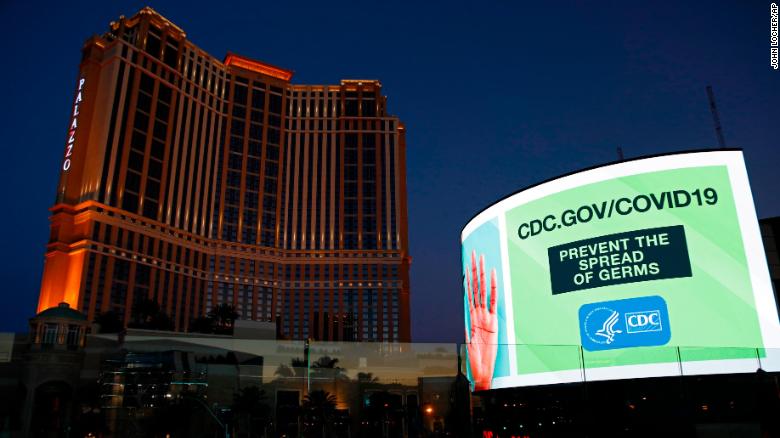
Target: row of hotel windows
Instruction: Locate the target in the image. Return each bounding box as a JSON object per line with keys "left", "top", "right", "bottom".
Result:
{"left": 219, "top": 77, "right": 283, "bottom": 246}
{"left": 89, "top": 221, "right": 399, "bottom": 278}
{"left": 109, "top": 45, "right": 401, "bottom": 237}
{"left": 84, "top": 220, "right": 402, "bottom": 287}
{"left": 112, "top": 39, "right": 226, "bottom": 235}
{"left": 81, "top": 253, "right": 403, "bottom": 335}
{"left": 128, "top": 36, "right": 400, "bottom": 127}
{"left": 287, "top": 91, "right": 379, "bottom": 118}
{"left": 201, "top": 286, "right": 402, "bottom": 341}
{"left": 113, "top": 26, "right": 226, "bottom": 105}
{"left": 279, "top": 289, "right": 400, "bottom": 341}
{"left": 104, "top": 54, "right": 224, "bottom": 237}
{"left": 130, "top": 18, "right": 392, "bottom": 117}
{"left": 285, "top": 119, "right": 398, "bottom": 133}
{"left": 115, "top": 26, "right": 398, "bottom": 124}
{"left": 81, "top": 249, "right": 400, "bottom": 300}
{"left": 121, "top": 72, "right": 171, "bottom": 219}
{"left": 144, "top": 25, "right": 179, "bottom": 70}
{"left": 218, "top": 102, "right": 401, "bottom": 249}
{"left": 280, "top": 132, "right": 399, "bottom": 251}
{"left": 84, "top": 202, "right": 400, "bottom": 257}
{"left": 34, "top": 323, "right": 83, "bottom": 350}
{"left": 99, "top": 35, "right": 403, "bottom": 246}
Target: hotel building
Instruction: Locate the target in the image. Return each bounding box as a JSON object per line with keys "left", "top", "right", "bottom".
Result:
{"left": 37, "top": 7, "right": 410, "bottom": 341}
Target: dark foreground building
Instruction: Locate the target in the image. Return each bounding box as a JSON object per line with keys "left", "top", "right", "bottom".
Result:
{"left": 38, "top": 7, "right": 410, "bottom": 341}
{"left": 0, "top": 306, "right": 462, "bottom": 437}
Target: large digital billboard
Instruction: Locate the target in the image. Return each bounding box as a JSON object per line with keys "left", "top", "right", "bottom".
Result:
{"left": 462, "top": 150, "right": 780, "bottom": 390}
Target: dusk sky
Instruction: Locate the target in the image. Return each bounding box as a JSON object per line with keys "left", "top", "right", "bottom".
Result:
{"left": 0, "top": 1, "right": 778, "bottom": 342}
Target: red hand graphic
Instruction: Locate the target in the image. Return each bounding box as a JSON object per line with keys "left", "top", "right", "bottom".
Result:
{"left": 464, "top": 250, "right": 498, "bottom": 391}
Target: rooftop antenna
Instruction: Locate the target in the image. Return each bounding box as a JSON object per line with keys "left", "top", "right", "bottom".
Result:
{"left": 706, "top": 85, "right": 727, "bottom": 149}
{"left": 617, "top": 146, "right": 624, "bottom": 161}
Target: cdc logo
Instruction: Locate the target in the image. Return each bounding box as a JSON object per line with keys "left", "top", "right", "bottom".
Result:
{"left": 625, "top": 310, "right": 662, "bottom": 333}
{"left": 579, "top": 296, "right": 671, "bottom": 352}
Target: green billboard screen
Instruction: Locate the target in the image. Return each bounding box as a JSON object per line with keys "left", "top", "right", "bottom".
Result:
{"left": 462, "top": 150, "right": 780, "bottom": 390}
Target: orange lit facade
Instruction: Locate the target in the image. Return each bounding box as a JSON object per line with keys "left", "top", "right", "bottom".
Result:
{"left": 38, "top": 7, "right": 410, "bottom": 342}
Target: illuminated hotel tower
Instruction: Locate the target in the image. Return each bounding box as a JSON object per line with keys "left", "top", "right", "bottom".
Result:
{"left": 38, "top": 7, "right": 410, "bottom": 341}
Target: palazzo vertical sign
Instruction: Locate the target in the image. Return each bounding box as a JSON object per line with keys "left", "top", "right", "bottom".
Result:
{"left": 62, "top": 77, "right": 85, "bottom": 172}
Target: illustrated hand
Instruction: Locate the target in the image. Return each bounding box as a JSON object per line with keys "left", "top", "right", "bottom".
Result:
{"left": 464, "top": 250, "right": 498, "bottom": 391}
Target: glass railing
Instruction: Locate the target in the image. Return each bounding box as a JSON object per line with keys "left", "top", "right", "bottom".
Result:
{"left": 458, "top": 344, "right": 780, "bottom": 388}
{"left": 79, "top": 336, "right": 780, "bottom": 437}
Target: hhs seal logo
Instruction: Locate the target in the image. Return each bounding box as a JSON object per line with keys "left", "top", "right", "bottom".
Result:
{"left": 579, "top": 296, "right": 671, "bottom": 352}
{"left": 582, "top": 307, "right": 622, "bottom": 345}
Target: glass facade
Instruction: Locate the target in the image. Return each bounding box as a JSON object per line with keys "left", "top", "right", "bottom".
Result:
{"left": 11, "top": 333, "right": 777, "bottom": 437}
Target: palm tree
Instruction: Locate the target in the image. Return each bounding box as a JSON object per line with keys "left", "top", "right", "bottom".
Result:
{"left": 208, "top": 303, "right": 239, "bottom": 333}
{"left": 189, "top": 315, "right": 215, "bottom": 334}
{"left": 275, "top": 357, "right": 308, "bottom": 379}
{"left": 232, "top": 386, "right": 270, "bottom": 437}
{"left": 301, "top": 390, "right": 337, "bottom": 438}
{"left": 356, "top": 372, "right": 379, "bottom": 383}
{"left": 310, "top": 356, "right": 348, "bottom": 381}
{"left": 130, "top": 298, "right": 175, "bottom": 330}
{"left": 311, "top": 356, "right": 339, "bottom": 369}
{"left": 292, "top": 357, "right": 308, "bottom": 368}
{"left": 94, "top": 311, "right": 122, "bottom": 333}
{"left": 130, "top": 298, "right": 159, "bottom": 327}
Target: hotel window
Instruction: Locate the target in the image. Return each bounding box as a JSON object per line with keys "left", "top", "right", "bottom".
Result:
{"left": 251, "top": 88, "right": 265, "bottom": 110}
{"left": 122, "top": 28, "right": 138, "bottom": 45}
{"left": 251, "top": 109, "right": 263, "bottom": 124}
{"left": 266, "top": 145, "right": 279, "bottom": 161}
{"left": 361, "top": 96, "right": 376, "bottom": 117}
{"left": 145, "top": 28, "right": 162, "bottom": 59}
{"left": 345, "top": 92, "right": 358, "bottom": 116}
{"left": 269, "top": 94, "right": 282, "bottom": 114}
{"left": 231, "top": 119, "right": 245, "bottom": 136}
{"left": 43, "top": 324, "right": 58, "bottom": 346}
{"left": 267, "top": 129, "right": 280, "bottom": 145}
{"left": 66, "top": 325, "right": 80, "bottom": 349}
{"left": 163, "top": 41, "right": 178, "bottom": 69}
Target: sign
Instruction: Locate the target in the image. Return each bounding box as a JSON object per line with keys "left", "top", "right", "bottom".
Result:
{"left": 579, "top": 295, "right": 671, "bottom": 351}
{"left": 462, "top": 150, "right": 780, "bottom": 390}
{"left": 548, "top": 225, "right": 692, "bottom": 294}
{"left": 62, "top": 77, "right": 85, "bottom": 172}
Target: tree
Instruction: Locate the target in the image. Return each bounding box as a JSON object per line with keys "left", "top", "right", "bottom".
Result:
{"left": 311, "top": 356, "right": 339, "bottom": 369}
{"left": 190, "top": 315, "right": 215, "bottom": 334}
{"left": 130, "top": 298, "right": 158, "bottom": 326}
{"left": 232, "top": 386, "right": 270, "bottom": 437}
{"left": 301, "top": 390, "right": 338, "bottom": 438}
{"left": 356, "top": 372, "right": 379, "bottom": 383}
{"left": 129, "top": 298, "right": 174, "bottom": 331}
{"left": 311, "top": 356, "right": 348, "bottom": 381}
{"left": 275, "top": 357, "right": 308, "bottom": 379}
{"left": 94, "top": 311, "right": 122, "bottom": 334}
{"left": 208, "top": 303, "right": 239, "bottom": 334}
{"left": 150, "top": 311, "right": 174, "bottom": 331}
